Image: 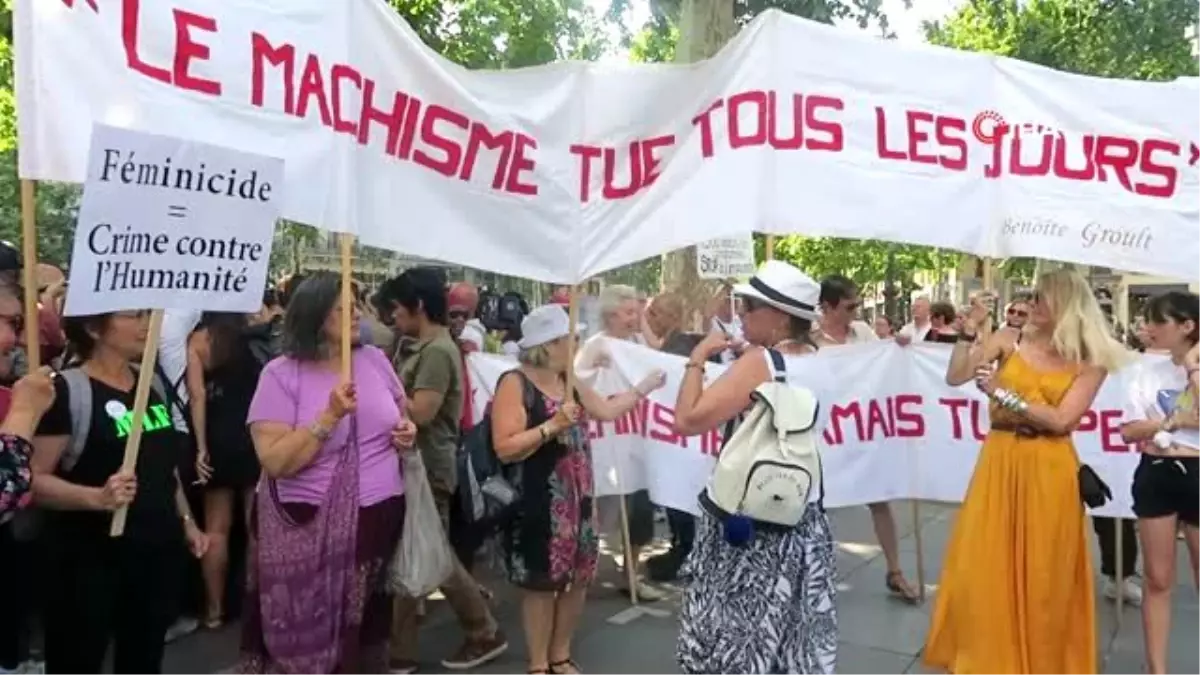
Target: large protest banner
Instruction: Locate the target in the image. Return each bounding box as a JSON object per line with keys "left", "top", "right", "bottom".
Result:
{"left": 17, "top": 1, "right": 1199, "bottom": 281}
{"left": 468, "top": 339, "right": 1147, "bottom": 519}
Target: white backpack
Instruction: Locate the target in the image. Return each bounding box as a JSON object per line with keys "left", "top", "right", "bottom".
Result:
{"left": 704, "top": 350, "right": 823, "bottom": 527}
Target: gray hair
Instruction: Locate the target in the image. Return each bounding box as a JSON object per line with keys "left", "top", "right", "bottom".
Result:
{"left": 598, "top": 285, "right": 639, "bottom": 317}
{"left": 518, "top": 344, "right": 552, "bottom": 368}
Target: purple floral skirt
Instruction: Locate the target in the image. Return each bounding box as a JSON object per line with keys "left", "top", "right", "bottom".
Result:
{"left": 239, "top": 496, "right": 405, "bottom": 674}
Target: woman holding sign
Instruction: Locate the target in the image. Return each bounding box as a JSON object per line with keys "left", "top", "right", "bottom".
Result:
{"left": 925, "top": 269, "right": 1128, "bottom": 673}
{"left": 1119, "top": 291, "right": 1200, "bottom": 675}
{"left": 240, "top": 273, "right": 416, "bottom": 674}
{"left": 30, "top": 310, "right": 209, "bottom": 674}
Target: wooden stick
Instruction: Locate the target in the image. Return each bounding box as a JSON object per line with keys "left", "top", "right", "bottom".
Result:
{"left": 110, "top": 309, "right": 165, "bottom": 537}
{"left": 339, "top": 233, "right": 354, "bottom": 382}
{"left": 765, "top": 235, "right": 776, "bottom": 262}
{"left": 19, "top": 179, "right": 39, "bottom": 367}
{"left": 565, "top": 286, "right": 580, "bottom": 394}
{"left": 617, "top": 484, "right": 639, "bottom": 606}
{"left": 911, "top": 499, "right": 926, "bottom": 604}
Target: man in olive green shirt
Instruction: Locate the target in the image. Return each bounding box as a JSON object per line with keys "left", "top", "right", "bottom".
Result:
{"left": 373, "top": 268, "right": 506, "bottom": 673}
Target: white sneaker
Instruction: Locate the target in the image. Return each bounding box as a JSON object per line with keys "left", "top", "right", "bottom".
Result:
{"left": 1102, "top": 576, "right": 1143, "bottom": 605}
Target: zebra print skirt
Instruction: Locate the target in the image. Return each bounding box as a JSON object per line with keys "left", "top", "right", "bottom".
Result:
{"left": 676, "top": 505, "right": 838, "bottom": 674}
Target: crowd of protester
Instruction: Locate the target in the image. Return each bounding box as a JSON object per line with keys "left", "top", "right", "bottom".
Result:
{"left": 0, "top": 237, "right": 1195, "bottom": 674}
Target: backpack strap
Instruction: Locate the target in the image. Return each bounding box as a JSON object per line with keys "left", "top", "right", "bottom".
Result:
{"left": 59, "top": 368, "right": 92, "bottom": 473}
{"left": 766, "top": 348, "right": 787, "bottom": 383}
{"left": 764, "top": 348, "right": 825, "bottom": 508}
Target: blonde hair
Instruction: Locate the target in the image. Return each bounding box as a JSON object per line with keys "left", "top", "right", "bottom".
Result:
{"left": 518, "top": 344, "right": 552, "bottom": 368}
{"left": 651, "top": 292, "right": 684, "bottom": 327}
{"left": 1036, "top": 269, "right": 1129, "bottom": 372}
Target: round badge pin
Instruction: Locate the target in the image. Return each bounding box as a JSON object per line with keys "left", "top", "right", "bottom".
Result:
{"left": 105, "top": 400, "right": 129, "bottom": 420}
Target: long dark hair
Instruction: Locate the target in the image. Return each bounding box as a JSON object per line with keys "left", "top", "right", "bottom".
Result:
{"left": 199, "top": 312, "right": 248, "bottom": 369}
{"left": 281, "top": 272, "right": 346, "bottom": 362}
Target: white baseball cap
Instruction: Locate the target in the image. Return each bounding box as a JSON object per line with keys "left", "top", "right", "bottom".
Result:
{"left": 518, "top": 305, "right": 586, "bottom": 349}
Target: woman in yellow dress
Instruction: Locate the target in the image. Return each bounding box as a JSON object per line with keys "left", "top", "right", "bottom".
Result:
{"left": 924, "top": 269, "right": 1129, "bottom": 674}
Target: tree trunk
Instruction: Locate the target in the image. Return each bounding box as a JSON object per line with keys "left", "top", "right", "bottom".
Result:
{"left": 660, "top": 0, "right": 736, "bottom": 330}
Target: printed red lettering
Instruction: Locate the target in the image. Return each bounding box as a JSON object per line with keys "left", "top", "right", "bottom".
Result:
{"left": 506, "top": 134, "right": 538, "bottom": 196}
{"left": 357, "top": 79, "right": 407, "bottom": 154}
{"left": 250, "top": 33, "right": 295, "bottom": 113}
{"left": 570, "top": 145, "right": 603, "bottom": 202}
{"left": 460, "top": 125, "right": 514, "bottom": 190}
{"left": 121, "top": 0, "right": 170, "bottom": 85}
{"left": 938, "top": 397, "right": 969, "bottom": 440}
{"left": 986, "top": 128, "right": 1179, "bottom": 197}
{"left": 413, "top": 105, "right": 470, "bottom": 177}
{"left": 728, "top": 91, "right": 768, "bottom": 149}
{"left": 825, "top": 401, "right": 864, "bottom": 446}
{"left": 894, "top": 394, "right": 925, "bottom": 438}
{"left": 295, "top": 54, "right": 333, "bottom": 127}
{"left": 875, "top": 108, "right": 966, "bottom": 170}
{"left": 329, "top": 64, "right": 363, "bottom": 136}
{"left": 602, "top": 142, "right": 644, "bottom": 199}
{"left": 804, "top": 95, "right": 844, "bottom": 152}
{"left": 171, "top": 10, "right": 221, "bottom": 96}
{"left": 639, "top": 135, "right": 676, "bottom": 189}
{"left": 698, "top": 92, "right": 845, "bottom": 157}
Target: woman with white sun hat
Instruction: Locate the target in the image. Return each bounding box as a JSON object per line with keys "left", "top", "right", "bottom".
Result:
{"left": 672, "top": 260, "right": 837, "bottom": 674}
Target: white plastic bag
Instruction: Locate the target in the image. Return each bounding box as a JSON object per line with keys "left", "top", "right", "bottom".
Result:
{"left": 388, "top": 451, "right": 455, "bottom": 598}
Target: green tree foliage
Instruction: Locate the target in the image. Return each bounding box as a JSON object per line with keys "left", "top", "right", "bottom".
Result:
{"left": 614, "top": 0, "right": 907, "bottom": 63}
{"left": 924, "top": 0, "right": 1199, "bottom": 81}
{"left": 774, "top": 236, "right": 958, "bottom": 287}
{"left": 389, "top": 0, "right": 612, "bottom": 68}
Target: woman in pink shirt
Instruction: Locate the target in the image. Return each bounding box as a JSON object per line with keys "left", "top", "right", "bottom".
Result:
{"left": 239, "top": 273, "right": 416, "bottom": 673}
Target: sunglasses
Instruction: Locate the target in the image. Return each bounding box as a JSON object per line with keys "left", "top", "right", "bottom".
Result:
{"left": 1007, "top": 308, "right": 1028, "bottom": 318}
{"left": 448, "top": 310, "right": 470, "bottom": 320}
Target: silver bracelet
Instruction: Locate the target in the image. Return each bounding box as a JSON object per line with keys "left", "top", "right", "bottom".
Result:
{"left": 991, "top": 388, "right": 1028, "bottom": 414}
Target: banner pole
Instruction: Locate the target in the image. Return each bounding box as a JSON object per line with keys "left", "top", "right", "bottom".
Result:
{"left": 764, "top": 235, "right": 776, "bottom": 262}
{"left": 339, "top": 233, "right": 354, "bottom": 382}
{"left": 110, "top": 309, "right": 165, "bottom": 537}
{"left": 19, "top": 179, "right": 39, "bottom": 367}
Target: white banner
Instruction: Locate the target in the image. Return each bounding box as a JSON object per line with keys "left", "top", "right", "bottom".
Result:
{"left": 17, "top": 1, "right": 1199, "bottom": 282}
{"left": 64, "top": 125, "right": 281, "bottom": 316}
{"left": 468, "top": 339, "right": 1151, "bottom": 519}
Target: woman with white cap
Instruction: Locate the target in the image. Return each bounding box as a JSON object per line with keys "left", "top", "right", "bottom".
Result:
{"left": 671, "top": 260, "right": 837, "bottom": 674}
{"left": 491, "top": 305, "right": 665, "bottom": 674}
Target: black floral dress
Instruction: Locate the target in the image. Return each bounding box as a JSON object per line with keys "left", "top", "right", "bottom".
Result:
{"left": 501, "top": 373, "right": 599, "bottom": 591}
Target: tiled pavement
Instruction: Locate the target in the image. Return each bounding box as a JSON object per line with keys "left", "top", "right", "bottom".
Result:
{"left": 170, "top": 501, "right": 1199, "bottom": 673}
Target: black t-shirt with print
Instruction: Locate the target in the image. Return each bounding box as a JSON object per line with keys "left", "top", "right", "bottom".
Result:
{"left": 36, "top": 373, "right": 185, "bottom": 543}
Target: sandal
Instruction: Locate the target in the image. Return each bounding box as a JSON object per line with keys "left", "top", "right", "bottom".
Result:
{"left": 529, "top": 668, "right": 549, "bottom": 674}
{"left": 549, "top": 659, "right": 582, "bottom": 674}
{"left": 886, "top": 570, "right": 920, "bottom": 605}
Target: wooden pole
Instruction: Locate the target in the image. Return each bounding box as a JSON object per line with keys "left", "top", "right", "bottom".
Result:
{"left": 765, "top": 235, "right": 776, "bottom": 262}
{"left": 110, "top": 310, "right": 165, "bottom": 537}
{"left": 20, "top": 179, "right": 39, "bottom": 367}
{"left": 339, "top": 233, "right": 354, "bottom": 382}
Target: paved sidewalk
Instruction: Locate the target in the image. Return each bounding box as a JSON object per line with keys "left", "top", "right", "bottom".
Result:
{"left": 169, "top": 501, "right": 1199, "bottom": 673}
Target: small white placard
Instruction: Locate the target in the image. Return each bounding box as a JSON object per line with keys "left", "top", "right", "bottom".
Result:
{"left": 696, "top": 237, "right": 756, "bottom": 280}
{"left": 64, "top": 124, "right": 283, "bottom": 316}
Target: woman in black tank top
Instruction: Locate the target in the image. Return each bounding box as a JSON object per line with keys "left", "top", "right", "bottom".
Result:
{"left": 187, "top": 312, "right": 265, "bottom": 628}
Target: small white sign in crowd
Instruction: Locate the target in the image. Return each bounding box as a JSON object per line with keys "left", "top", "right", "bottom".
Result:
{"left": 65, "top": 125, "right": 282, "bottom": 316}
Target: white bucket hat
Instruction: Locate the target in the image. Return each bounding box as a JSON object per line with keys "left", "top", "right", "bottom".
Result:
{"left": 518, "top": 305, "right": 586, "bottom": 350}
{"left": 732, "top": 260, "right": 822, "bottom": 322}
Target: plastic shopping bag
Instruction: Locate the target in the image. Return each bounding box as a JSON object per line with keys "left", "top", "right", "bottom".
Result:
{"left": 387, "top": 451, "right": 455, "bottom": 598}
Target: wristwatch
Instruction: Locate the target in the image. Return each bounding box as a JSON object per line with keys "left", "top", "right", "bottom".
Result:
{"left": 309, "top": 420, "right": 333, "bottom": 442}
